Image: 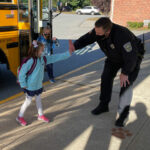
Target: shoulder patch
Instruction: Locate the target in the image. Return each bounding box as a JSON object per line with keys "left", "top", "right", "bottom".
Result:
{"left": 123, "top": 42, "right": 132, "bottom": 52}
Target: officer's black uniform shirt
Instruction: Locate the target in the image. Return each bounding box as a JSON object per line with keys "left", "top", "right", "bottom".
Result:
{"left": 74, "top": 24, "right": 142, "bottom": 76}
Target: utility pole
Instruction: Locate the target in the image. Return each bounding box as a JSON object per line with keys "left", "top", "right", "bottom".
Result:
{"left": 49, "top": 0, "right": 53, "bottom": 54}
{"left": 110, "top": 0, "right": 115, "bottom": 21}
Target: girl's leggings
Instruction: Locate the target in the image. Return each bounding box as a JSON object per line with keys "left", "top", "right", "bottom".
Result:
{"left": 19, "top": 94, "right": 43, "bottom": 117}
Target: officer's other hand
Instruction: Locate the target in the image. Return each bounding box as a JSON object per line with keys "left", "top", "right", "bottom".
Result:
{"left": 69, "top": 40, "right": 75, "bottom": 55}
{"left": 120, "top": 73, "right": 130, "bottom": 87}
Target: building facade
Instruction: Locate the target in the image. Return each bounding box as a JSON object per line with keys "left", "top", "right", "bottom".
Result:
{"left": 110, "top": 0, "right": 150, "bottom": 26}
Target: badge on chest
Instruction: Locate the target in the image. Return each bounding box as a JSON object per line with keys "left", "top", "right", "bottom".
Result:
{"left": 110, "top": 43, "right": 115, "bottom": 49}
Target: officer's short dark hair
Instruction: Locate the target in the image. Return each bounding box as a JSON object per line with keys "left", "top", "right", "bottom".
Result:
{"left": 95, "top": 17, "right": 113, "bottom": 31}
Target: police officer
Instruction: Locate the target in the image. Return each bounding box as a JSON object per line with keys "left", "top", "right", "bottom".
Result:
{"left": 69, "top": 17, "right": 145, "bottom": 127}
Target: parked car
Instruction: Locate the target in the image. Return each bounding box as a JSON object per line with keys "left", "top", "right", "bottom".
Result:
{"left": 62, "top": 6, "right": 72, "bottom": 12}
{"left": 42, "top": 7, "right": 57, "bottom": 13}
{"left": 76, "top": 6, "right": 100, "bottom": 15}
{"left": 52, "top": 7, "right": 57, "bottom": 12}
{"left": 42, "top": 7, "right": 49, "bottom": 13}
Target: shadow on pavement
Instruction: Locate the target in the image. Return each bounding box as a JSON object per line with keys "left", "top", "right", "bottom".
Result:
{"left": 0, "top": 34, "right": 150, "bottom": 150}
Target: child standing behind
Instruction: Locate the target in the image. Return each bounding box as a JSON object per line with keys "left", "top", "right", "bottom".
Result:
{"left": 37, "top": 27, "right": 57, "bottom": 83}
{"left": 16, "top": 40, "right": 74, "bottom": 126}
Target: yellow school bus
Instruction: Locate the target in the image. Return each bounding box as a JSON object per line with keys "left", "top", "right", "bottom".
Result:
{"left": 0, "top": 0, "right": 51, "bottom": 76}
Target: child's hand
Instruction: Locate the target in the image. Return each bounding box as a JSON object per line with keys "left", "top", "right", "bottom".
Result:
{"left": 52, "top": 37, "right": 57, "bottom": 41}
{"left": 69, "top": 40, "right": 75, "bottom": 55}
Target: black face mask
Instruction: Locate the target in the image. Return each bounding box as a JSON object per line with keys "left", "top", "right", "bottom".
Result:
{"left": 97, "top": 35, "right": 106, "bottom": 40}
{"left": 44, "top": 34, "right": 51, "bottom": 39}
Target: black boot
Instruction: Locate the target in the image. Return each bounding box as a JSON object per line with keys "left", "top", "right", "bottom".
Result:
{"left": 115, "top": 106, "right": 130, "bottom": 127}
{"left": 91, "top": 102, "right": 109, "bottom": 115}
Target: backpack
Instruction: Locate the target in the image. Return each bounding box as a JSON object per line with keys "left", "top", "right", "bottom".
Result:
{"left": 17, "top": 56, "right": 47, "bottom": 85}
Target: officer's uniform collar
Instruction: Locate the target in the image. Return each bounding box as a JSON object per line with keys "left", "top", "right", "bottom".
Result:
{"left": 101, "top": 24, "right": 115, "bottom": 40}
{"left": 108, "top": 23, "right": 115, "bottom": 38}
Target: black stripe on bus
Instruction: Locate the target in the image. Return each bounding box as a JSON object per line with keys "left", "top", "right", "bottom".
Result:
{"left": 0, "top": 4, "right": 18, "bottom": 10}
{"left": 0, "top": 26, "right": 18, "bottom": 32}
{"left": 7, "top": 42, "right": 18, "bottom": 49}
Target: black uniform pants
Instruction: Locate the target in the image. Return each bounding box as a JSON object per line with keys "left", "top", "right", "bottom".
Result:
{"left": 99, "top": 58, "right": 141, "bottom": 113}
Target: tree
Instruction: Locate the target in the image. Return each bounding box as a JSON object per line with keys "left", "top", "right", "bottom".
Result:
{"left": 52, "top": 0, "right": 57, "bottom": 7}
{"left": 82, "top": 0, "right": 91, "bottom": 7}
{"left": 59, "top": 0, "right": 91, "bottom": 10}
{"left": 52, "top": 0, "right": 91, "bottom": 10}
{"left": 91, "top": 0, "right": 111, "bottom": 14}
{"left": 68, "top": 0, "right": 80, "bottom": 9}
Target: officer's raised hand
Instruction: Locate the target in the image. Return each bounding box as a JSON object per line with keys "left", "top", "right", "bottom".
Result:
{"left": 120, "top": 73, "right": 130, "bottom": 87}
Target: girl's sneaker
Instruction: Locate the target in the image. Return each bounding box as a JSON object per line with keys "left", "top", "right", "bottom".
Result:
{"left": 38, "top": 115, "right": 50, "bottom": 123}
{"left": 16, "top": 117, "right": 27, "bottom": 126}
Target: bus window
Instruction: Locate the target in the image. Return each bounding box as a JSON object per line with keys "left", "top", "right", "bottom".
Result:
{"left": 0, "top": 0, "right": 12, "bottom": 2}
{"left": 18, "top": 0, "right": 29, "bottom": 22}
{"left": 42, "top": 0, "right": 49, "bottom": 20}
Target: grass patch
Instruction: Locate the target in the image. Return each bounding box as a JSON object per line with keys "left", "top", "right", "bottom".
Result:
{"left": 128, "top": 27, "right": 150, "bottom": 31}
{"left": 87, "top": 17, "right": 100, "bottom": 21}
{"left": 148, "top": 23, "right": 150, "bottom": 29}
{"left": 127, "top": 22, "right": 144, "bottom": 28}
{"left": 61, "top": 11, "right": 76, "bottom": 14}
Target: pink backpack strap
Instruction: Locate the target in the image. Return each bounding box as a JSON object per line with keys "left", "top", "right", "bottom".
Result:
{"left": 26, "top": 58, "right": 37, "bottom": 76}
{"left": 43, "top": 56, "right": 47, "bottom": 65}
{"left": 18, "top": 57, "right": 29, "bottom": 73}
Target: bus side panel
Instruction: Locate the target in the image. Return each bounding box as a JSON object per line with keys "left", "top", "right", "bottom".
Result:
{"left": 0, "top": 31, "right": 19, "bottom": 76}
{"left": 0, "top": 10, "right": 18, "bottom": 27}
{"left": 0, "top": 3, "right": 19, "bottom": 77}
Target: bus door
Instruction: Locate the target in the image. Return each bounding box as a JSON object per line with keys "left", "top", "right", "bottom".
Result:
{"left": 30, "top": 0, "right": 51, "bottom": 40}
{"left": 18, "top": 0, "right": 30, "bottom": 61}
{"left": 18, "top": 0, "right": 51, "bottom": 61}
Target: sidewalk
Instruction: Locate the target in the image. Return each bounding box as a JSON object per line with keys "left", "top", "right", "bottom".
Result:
{"left": 0, "top": 42, "right": 150, "bottom": 150}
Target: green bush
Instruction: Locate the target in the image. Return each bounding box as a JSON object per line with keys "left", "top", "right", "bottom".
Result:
{"left": 127, "top": 22, "right": 144, "bottom": 28}
{"left": 127, "top": 22, "right": 132, "bottom": 27}
{"left": 137, "top": 22, "right": 144, "bottom": 28}
{"left": 148, "top": 23, "right": 150, "bottom": 29}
